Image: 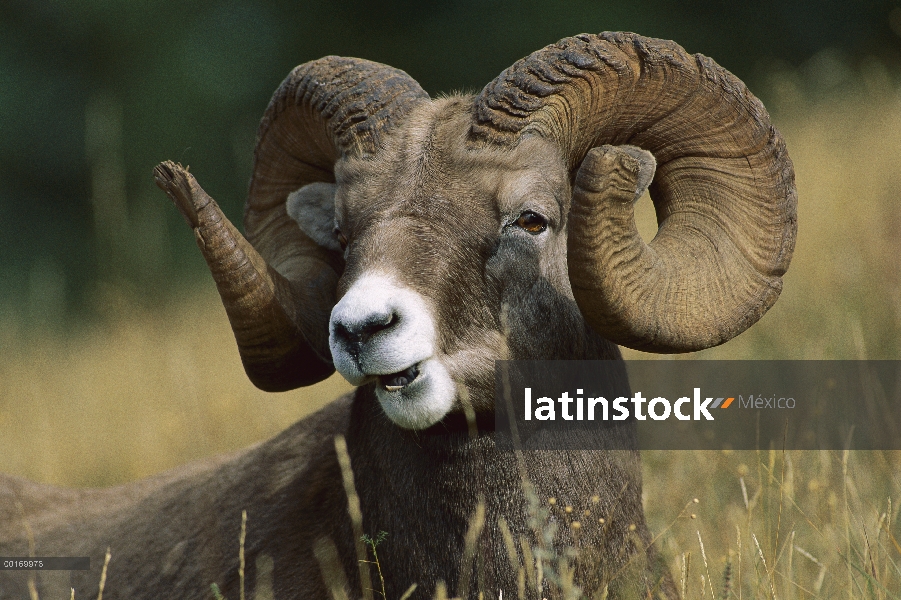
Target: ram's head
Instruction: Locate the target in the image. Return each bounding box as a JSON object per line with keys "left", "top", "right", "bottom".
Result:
{"left": 156, "top": 33, "right": 796, "bottom": 430}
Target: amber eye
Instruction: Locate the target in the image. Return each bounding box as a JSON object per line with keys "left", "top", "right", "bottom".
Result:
{"left": 513, "top": 211, "right": 548, "bottom": 234}
{"left": 335, "top": 228, "right": 348, "bottom": 251}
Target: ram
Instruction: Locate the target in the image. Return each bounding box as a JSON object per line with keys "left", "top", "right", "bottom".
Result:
{"left": 0, "top": 32, "right": 795, "bottom": 599}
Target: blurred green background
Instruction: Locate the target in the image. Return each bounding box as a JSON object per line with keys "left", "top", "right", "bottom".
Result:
{"left": 4, "top": 6, "right": 901, "bottom": 597}
{"left": 4, "top": 0, "right": 901, "bottom": 461}
{"left": 3, "top": 0, "right": 901, "bottom": 330}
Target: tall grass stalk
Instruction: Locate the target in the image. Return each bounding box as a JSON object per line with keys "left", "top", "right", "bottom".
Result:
{"left": 334, "top": 435, "right": 374, "bottom": 600}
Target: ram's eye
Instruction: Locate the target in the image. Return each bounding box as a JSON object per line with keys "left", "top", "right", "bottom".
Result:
{"left": 513, "top": 211, "right": 548, "bottom": 234}
{"left": 335, "top": 228, "right": 348, "bottom": 251}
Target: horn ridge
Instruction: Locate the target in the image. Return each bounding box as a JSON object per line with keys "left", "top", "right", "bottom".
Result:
{"left": 238, "top": 57, "right": 427, "bottom": 388}
{"left": 255, "top": 57, "right": 429, "bottom": 160}
{"left": 472, "top": 32, "right": 797, "bottom": 352}
{"left": 156, "top": 59, "right": 428, "bottom": 391}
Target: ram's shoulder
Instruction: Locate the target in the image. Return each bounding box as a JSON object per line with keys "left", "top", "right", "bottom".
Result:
{"left": 252, "top": 391, "right": 355, "bottom": 470}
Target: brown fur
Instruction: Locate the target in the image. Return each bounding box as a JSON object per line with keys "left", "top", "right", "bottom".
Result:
{"left": 1, "top": 96, "right": 680, "bottom": 599}
{"left": 0, "top": 33, "right": 798, "bottom": 600}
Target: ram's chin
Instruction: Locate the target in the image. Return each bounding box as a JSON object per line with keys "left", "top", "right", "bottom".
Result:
{"left": 375, "top": 358, "right": 456, "bottom": 429}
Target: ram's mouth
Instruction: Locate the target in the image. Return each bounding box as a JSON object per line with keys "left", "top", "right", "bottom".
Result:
{"left": 379, "top": 364, "right": 421, "bottom": 392}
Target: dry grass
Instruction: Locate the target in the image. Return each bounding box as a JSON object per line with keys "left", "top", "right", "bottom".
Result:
{"left": 2, "top": 79, "right": 901, "bottom": 597}
{"left": 0, "top": 285, "right": 352, "bottom": 487}
{"left": 633, "top": 81, "right": 901, "bottom": 598}
{"left": 642, "top": 449, "right": 901, "bottom": 599}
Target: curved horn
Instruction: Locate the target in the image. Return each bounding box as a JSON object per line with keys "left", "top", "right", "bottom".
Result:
{"left": 156, "top": 58, "right": 428, "bottom": 390}
{"left": 472, "top": 33, "right": 796, "bottom": 352}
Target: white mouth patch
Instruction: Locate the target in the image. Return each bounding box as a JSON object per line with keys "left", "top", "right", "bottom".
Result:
{"left": 329, "top": 272, "right": 456, "bottom": 429}
{"left": 380, "top": 363, "right": 421, "bottom": 391}
{"left": 374, "top": 358, "right": 456, "bottom": 430}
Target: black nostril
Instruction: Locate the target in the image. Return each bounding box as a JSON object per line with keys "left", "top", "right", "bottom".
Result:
{"left": 359, "top": 313, "right": 395, "bottom": 340}
{"left": 333, "top": 322, "right": 354, "bottom": 344}
{"left": 334, "top": 312, "right": 398, "bottom": 350}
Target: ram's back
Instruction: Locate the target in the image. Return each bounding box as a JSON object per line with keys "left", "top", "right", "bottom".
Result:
{"left": 0, "top": 393, "right": 353, "bottom": 599}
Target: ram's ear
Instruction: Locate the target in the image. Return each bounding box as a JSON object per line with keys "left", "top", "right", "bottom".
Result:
{"left": 286, "top": 182, "right": 341, "bottom": 252}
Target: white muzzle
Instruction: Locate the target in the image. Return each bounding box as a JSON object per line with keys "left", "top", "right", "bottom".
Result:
{"left": 329, "top": 272, "right": 456, "bottom": 429}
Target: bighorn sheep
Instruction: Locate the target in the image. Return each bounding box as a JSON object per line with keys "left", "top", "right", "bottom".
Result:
{"left": 1, "top": 32, "right": 796, "bottom": 599}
